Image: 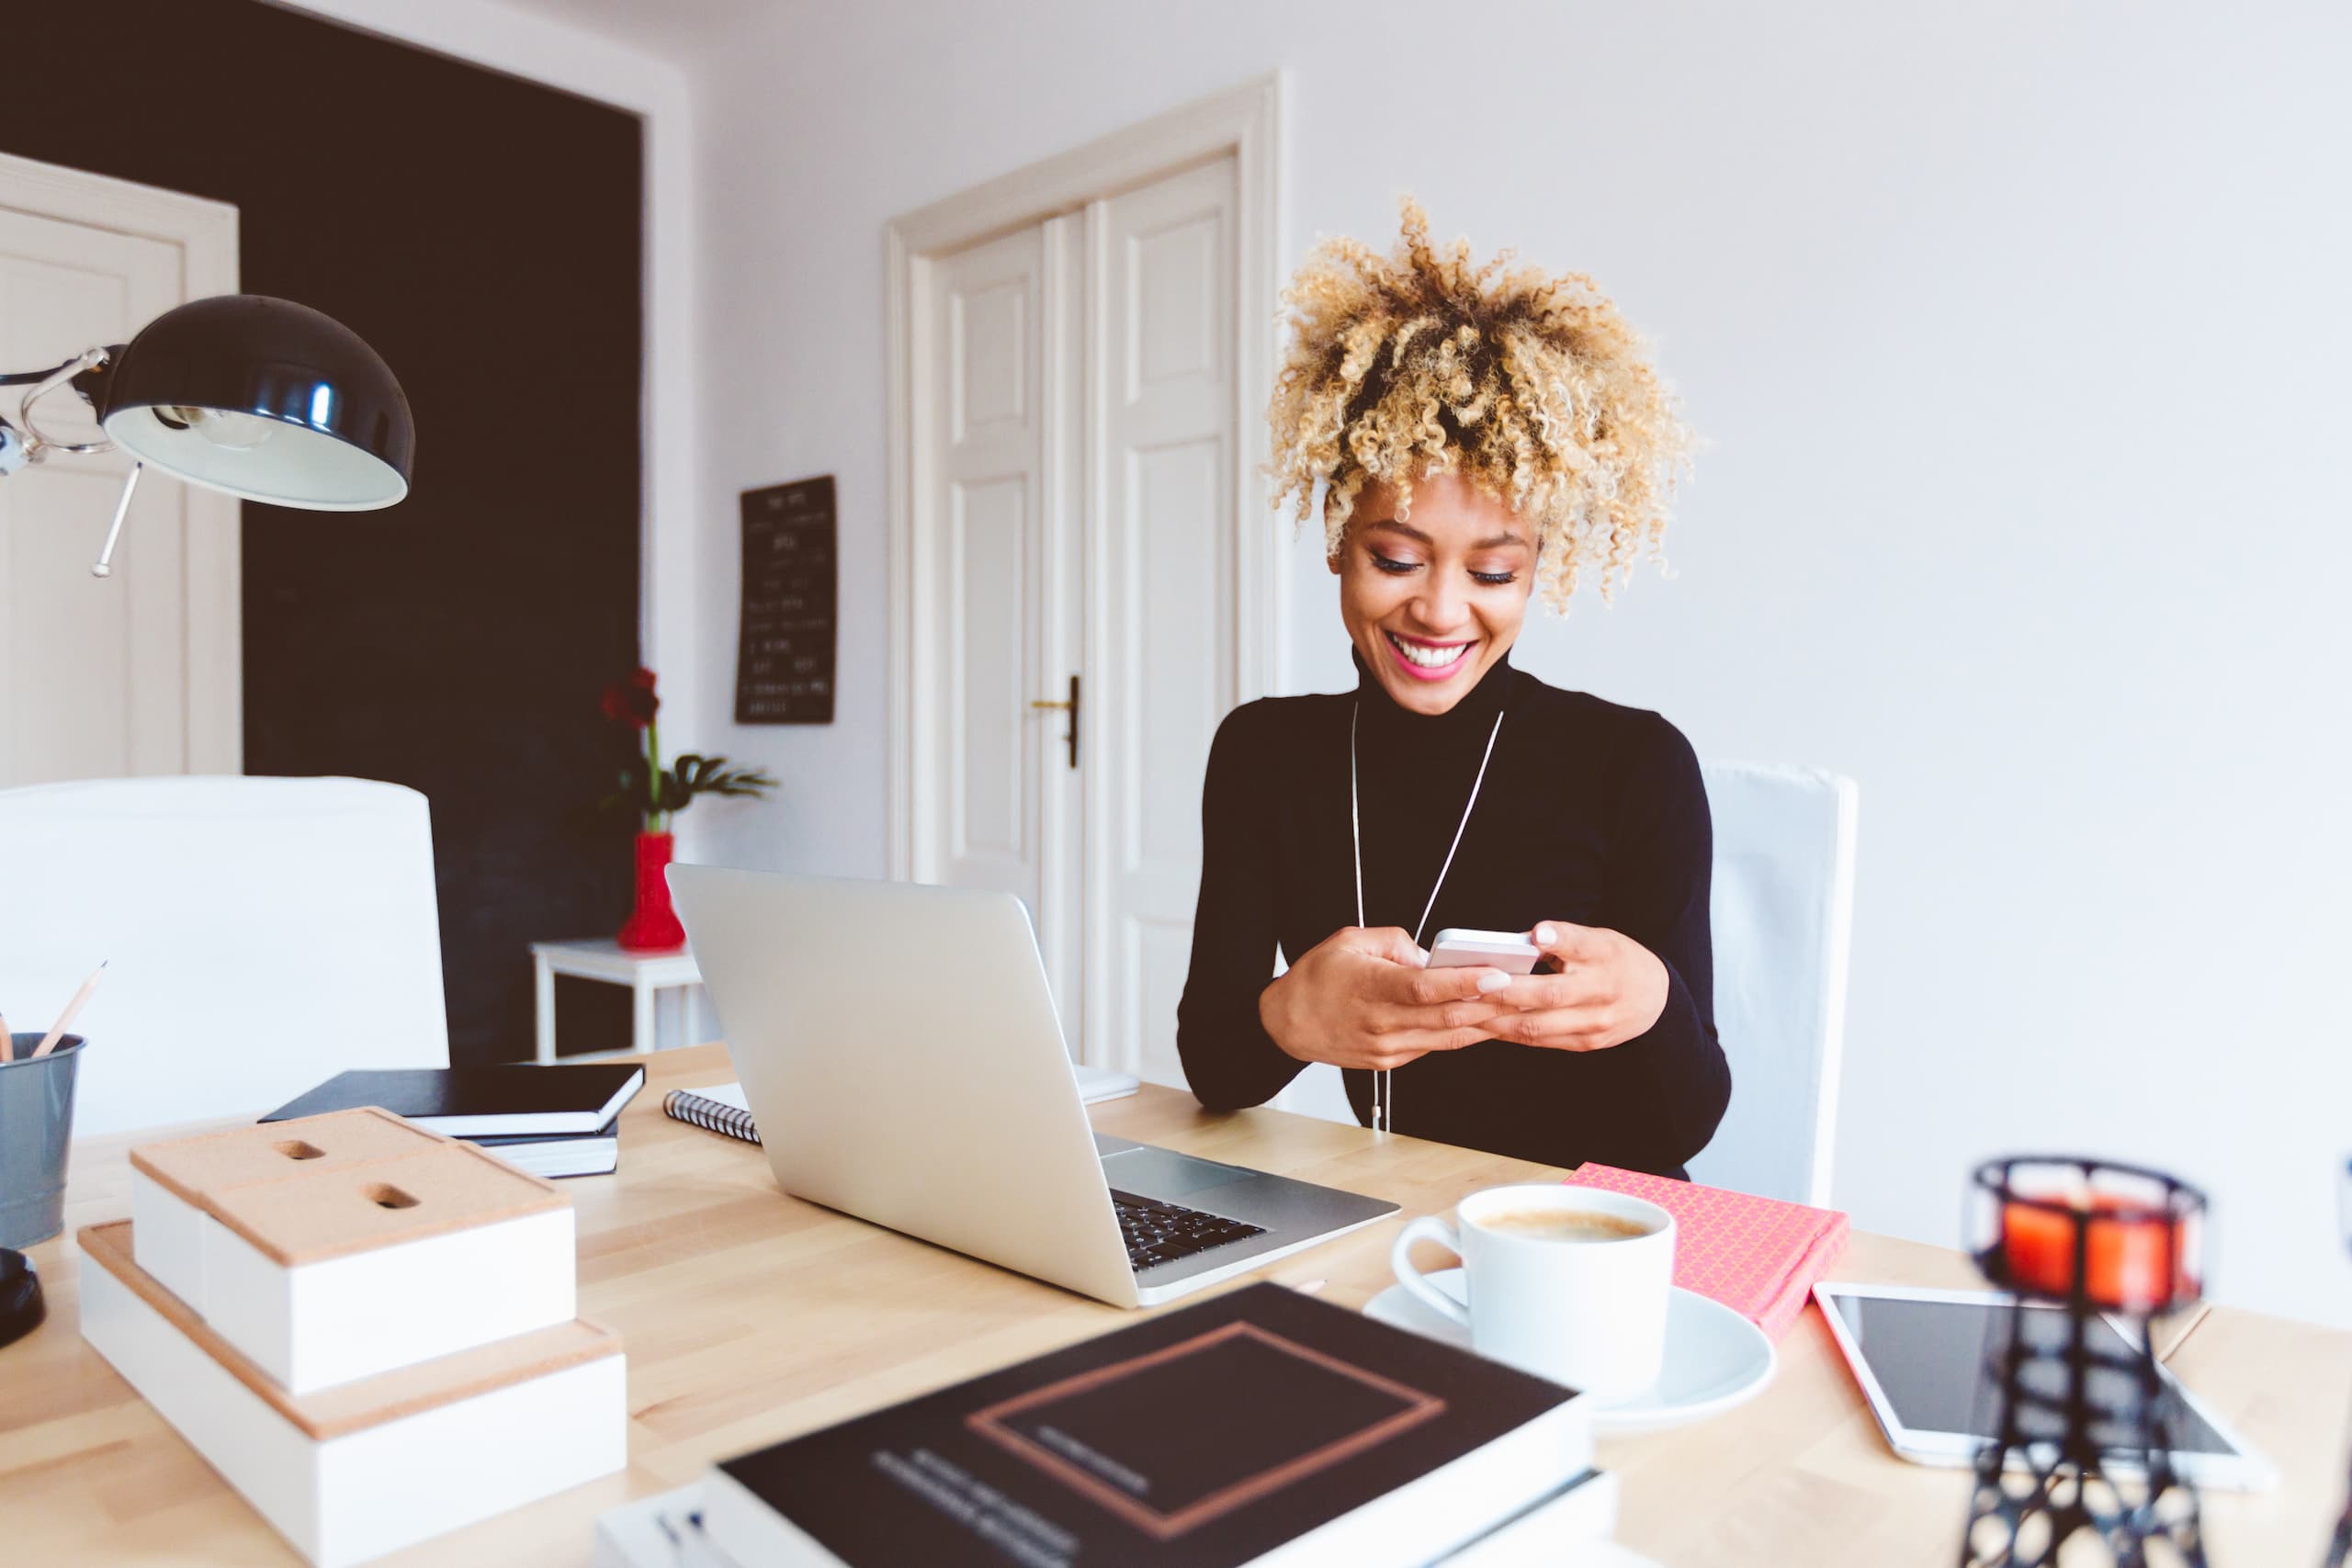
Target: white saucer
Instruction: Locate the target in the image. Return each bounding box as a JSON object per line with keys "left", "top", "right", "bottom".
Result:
{"left": 1363, "top": 1269, "right": 1775, "bottom": 1435}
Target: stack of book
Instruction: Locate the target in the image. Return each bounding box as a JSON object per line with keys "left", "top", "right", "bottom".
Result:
{"left": 262, "top": 1063, "right": 645, "bottom": 1178}
{"left": 81, "top": 1107, "right": 627, "bottom": 1566}
{"left": 597, "top": 1281, "right": 1639, "bottom": 1566}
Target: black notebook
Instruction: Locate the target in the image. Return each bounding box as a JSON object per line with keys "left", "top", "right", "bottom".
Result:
{"left": 259, "top": 1065, "right": 645, "bottom": 1137}
{"left": 463, "top": 1116, "right": 622, "bottom": 1179}
{"left": 700, "top": 1281, "right": 1590, "bottom": 1568}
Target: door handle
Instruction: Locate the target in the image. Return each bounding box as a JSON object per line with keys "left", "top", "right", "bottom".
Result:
{"left": 1029, "top": 674, "right": 1080, "bottom": 770}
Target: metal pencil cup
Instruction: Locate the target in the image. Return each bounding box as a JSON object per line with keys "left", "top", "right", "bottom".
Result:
{"left": 0, "top": 1034, "right": 85, "bottom": 1249}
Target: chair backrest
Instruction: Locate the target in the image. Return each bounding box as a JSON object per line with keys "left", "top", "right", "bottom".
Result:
{"left": 1686, "top": 762, "right": 1859, "bottom": 1207}
{"left": 0, "top": 776, "right": 448, "bottom": 1136}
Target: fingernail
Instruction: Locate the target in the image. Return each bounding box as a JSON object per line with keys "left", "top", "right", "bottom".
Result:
{"left": 1534, "top": 924, "right": 1555, "bottom": 944}
{"left": 1476, "top": 970, "right": 1511, "bottom": 994}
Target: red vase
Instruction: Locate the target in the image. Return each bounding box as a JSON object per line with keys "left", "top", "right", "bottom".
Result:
{"left": 617, "top": 829, "right": 686, "bottom": 951}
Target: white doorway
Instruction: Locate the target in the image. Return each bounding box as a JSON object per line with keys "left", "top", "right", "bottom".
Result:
{"left": 0, "top": 152, "right": 241, "bottom": 785}
{"left": 888, "top": 75, "right": 1285, "bottom": 1086}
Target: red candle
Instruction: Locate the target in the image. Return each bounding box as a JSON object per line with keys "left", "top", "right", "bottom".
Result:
{"left": 2000, "top": 1194, "right": 2189, "bottom": 1308}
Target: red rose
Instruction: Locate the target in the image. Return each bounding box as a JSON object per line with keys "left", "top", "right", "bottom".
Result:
{"left": 602, "top": 668, "right": 661, "bottom": 727}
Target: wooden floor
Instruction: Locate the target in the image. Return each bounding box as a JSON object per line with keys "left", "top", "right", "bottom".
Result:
{"left": 5, "top": 1042, "right": 2345, "bottom": 1565}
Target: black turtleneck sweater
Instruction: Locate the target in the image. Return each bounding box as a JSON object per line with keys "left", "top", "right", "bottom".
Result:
{"left": 1175, "top": 651, "right": 1730, "bottom": 1178}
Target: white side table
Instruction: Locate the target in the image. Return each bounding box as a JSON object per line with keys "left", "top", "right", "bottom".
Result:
{"left": 530, "top": 939, "right": 706, "bottom": 1064}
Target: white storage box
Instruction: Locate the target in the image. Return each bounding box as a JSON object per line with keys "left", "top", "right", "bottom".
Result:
{"left": 129, "top": 1109, "right": 576, "bottom": 1393}
{"left": 131, "top": 1106, "right": 446, "bottom": 1311}
{"left": 80, "top": 1220, "right": 627, "bottom": 1568}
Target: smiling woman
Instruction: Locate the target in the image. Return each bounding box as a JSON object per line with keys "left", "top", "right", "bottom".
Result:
{"left": 1176, "top": 200, "right": 1729, "bottom": 1179}
{"left": 1340, "top": 475, "right": 1536, "bottom": 713}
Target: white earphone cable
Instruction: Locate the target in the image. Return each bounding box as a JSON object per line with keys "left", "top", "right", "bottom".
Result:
{"left": 1352, "top": 700, "right": 1504, "bottom": 1134}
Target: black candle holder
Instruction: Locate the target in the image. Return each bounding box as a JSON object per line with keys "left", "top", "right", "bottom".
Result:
{"left": 1960, "top": 1156, "right": 2209, "bottom": 1568}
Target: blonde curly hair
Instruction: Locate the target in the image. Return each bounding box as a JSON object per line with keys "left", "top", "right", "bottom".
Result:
{"left": 1269, "top": 197, "right": 1692, "bottom": 612}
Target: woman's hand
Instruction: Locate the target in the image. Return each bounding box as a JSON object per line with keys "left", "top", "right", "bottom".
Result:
{"left": 1482, "top": 922, "right": 1670, "bottom": 1053}
{"left": 1259, "top": 926, "right": 1513, "bottom": 1072}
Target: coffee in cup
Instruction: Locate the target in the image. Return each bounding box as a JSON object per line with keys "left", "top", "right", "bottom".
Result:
{"left": 1389, "top": 1184, "right": 1675, "bottom": 1402}
{"left": 1477, "top": 1209, "right": 1655, "bottom": 1244}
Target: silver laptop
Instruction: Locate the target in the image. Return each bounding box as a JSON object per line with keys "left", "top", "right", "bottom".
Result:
{"left": 668, "top": 865, "right": 1396, "bottom": 1307}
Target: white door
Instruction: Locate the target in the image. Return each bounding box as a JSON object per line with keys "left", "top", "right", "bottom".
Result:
{"left": 918, "top": 221, "right": 1052, "bottom": 919}
{"left": 908, "top": 154, "right": 1244, "bottom": 1082}
{"left": 1082, "top": 156, "right": 1240, "bottom": 1087}
{"left": 0, "top": 153, "right": 240, "bottom": 784}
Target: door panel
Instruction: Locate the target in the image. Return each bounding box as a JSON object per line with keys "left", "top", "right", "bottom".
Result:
{"left": 923, "top": 225, "right": 1047, "bottom": 922}
{"left": 0, "top": 205, "right": 192, "bottom": 784}
{"left": 948, "top": 474, "right": 1030, "bottom": 866}
{"left": 1126, "top": 437, "right": 1226, "bottom": 874}
{"left": 1087, "top": 155, "right": 1240, "bottom": 1086}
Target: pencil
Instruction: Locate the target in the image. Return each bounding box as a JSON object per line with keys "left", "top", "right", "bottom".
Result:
{"left": 31, "top": 962, "right": 106, "bottom": 1060}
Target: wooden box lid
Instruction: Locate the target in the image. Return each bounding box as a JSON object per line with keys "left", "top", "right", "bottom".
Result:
{"left": 129, "top": 1107, "right": 447, "bottom": 1205}
{"left": 198, "top": 1143, "right": 568, "bottom": 1266}
{"left": 79, "top": 1221, "right": 621, "bottom": 1439}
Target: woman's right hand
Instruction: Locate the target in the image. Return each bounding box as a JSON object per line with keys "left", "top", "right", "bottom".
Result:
{"left": 1257, "top": 926, "right": 1513, "bottom": 1072}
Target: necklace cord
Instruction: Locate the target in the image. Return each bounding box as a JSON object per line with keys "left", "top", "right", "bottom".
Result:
{"left": 1351, "top": 700, "right": 1506, "bottom": 1134}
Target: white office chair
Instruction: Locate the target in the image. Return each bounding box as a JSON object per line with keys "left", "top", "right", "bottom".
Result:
{"left": 1687, "top": 762, "right": 1858, "bottom": 1207}
{"left": 0, "top": 776, "right": 448, "bottom": 1136}
{"left": 1273, "top": 761, "right": 1858, "bottom": 1210}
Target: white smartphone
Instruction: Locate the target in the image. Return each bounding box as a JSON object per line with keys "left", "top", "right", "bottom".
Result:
{"left": 1425, "top": 928, "right": 1543, "bottom": 973}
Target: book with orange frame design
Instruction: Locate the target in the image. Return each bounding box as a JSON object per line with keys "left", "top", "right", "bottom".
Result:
{"left": 699, "top": 1281, "right": 1597, "bottom": 1567}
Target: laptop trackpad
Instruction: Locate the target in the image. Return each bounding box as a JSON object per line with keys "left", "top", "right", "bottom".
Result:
{"left": 1100, "top": 1145, "right": 1253, "bottom": 1200}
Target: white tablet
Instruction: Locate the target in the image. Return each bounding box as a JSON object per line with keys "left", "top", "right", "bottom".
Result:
{"left": 1813, "top": 1282, "right": 2275, "bottom": 1492}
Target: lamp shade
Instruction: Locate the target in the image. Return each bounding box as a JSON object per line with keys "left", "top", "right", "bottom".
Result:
{"left": 96, "top": 295, "right": 413, "bottom": 510}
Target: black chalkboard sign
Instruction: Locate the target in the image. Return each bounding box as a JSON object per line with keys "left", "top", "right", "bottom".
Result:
{"left": 736, "top": 476, "right": 837, "bottom": 724}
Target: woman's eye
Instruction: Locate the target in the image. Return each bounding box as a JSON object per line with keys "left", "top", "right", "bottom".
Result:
{"left": 1370, "top": 552, "right": 1420, "bottom": 575}
{"left": 1472, "top": 570, "right": 1519, "bottom": 586}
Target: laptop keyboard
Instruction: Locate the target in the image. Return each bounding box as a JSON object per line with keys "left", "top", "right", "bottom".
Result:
{"left": 1111, "top": 1189, "right": 1267, "bottom": 1273}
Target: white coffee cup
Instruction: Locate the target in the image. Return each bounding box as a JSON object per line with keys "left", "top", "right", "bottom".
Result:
{"left": 1390, "top": 1184, "right": 1675, "bottom": 1402}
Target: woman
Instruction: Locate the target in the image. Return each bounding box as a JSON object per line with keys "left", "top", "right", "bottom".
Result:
{"left": 1176, "top": 200, "right": 1729, "bottom": 1178}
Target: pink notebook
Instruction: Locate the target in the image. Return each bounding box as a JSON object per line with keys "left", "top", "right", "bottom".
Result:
{"left": 1562, "top": 1165, "right": 1849, "bottom": 1340}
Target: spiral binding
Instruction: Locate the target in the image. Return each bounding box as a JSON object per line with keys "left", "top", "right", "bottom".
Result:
{"left": 662, "top": 1088, "right": 760, "bottom": 1145}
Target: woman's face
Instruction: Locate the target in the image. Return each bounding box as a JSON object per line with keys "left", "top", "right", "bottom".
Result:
{"left": 1332, "top": 471, "right": 1538, "bottom": 715}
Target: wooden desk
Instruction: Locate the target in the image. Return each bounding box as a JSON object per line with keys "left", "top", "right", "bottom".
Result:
{"left": 6, "top": 1043, "right": 2345, "bottom": 1565}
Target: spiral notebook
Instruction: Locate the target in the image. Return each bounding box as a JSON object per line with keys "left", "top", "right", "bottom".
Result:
{"left": 665, "top": 1066, "right": 1141, "bottom": 1150}
{"left": 664, "top": 1083, "right": 759, "bottom": 1144}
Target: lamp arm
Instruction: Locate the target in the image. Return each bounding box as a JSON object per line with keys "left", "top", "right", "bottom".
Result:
{"left": 0, "top": 342, "right": 121, "bottom": 388}
{"left": 0, "top": 353, "right": 93, "bottom": 388}
{"left": 14, "top": 345, "right": 118, "bottom": 458}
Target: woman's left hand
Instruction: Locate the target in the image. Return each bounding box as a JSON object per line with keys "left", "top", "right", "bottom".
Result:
{"left": 1481, "top": 922, "right": 1670, "bottom": 1053}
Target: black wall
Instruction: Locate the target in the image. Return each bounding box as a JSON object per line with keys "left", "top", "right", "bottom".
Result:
{"left": 2, "top": 0, "right": 644, "bottom": 1062}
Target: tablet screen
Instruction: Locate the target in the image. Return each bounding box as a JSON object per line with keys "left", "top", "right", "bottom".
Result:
{"left": 1822, "top": 1291, "right": 2237, "bottom": 1456}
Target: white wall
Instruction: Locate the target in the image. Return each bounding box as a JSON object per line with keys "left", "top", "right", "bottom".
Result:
{"left": 280, "top": 0, "right": 707, "bottom": 784}
{"left": 684, "top": 0, "right": 2352, "bottom": 1325}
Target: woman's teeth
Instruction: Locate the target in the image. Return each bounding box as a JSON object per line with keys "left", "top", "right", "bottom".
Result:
{"left": 1386, "top": 633, "right": 1469, "bottom": 670}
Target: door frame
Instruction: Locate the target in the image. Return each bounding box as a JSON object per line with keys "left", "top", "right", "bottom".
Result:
{"left": 884, "top": 72, "right": 1289, "bottom": 903}
{"left": 0, "top": 150, "right": 242, "bottom": 773}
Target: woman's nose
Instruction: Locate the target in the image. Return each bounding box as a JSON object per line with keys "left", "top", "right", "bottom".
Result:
{"left": 1411, "top": 578, "right": 1471, "bottom": 635}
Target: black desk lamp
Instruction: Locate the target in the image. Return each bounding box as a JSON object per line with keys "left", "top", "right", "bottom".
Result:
{"left": 0, "top": 294, "right": 413, "bottom": 573}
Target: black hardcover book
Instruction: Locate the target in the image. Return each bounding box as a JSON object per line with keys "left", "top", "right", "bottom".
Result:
{"left": 461, "top": 1115, "right": 623, "bottom": 1179}
{"left": 258, "top": 1065, "right": 644, "bottom": 1136}
{"left": 702, "top": 1281, "right": 1590, "bottom": 1568}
